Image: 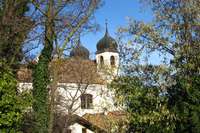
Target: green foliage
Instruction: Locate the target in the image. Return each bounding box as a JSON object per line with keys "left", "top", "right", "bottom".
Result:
{"left": 0, "top": 1, "right": 32, "bottom": 132}
{"left": 31, "top": 1, "right": 55, "bottom": 132}
{"left": 0, "top": 64, "right": 32, "bottom": 132}
{"left": 32, "top": 44, "right": 53, "bottom": 133}
{"left": 111, "top": 76, "right": 176, "bottom": 133}
{"left": 114, "top": 0, "right": 200, "bottom": 132}
{"left": 168, "top": 75, "right": 200, "bottom": 133}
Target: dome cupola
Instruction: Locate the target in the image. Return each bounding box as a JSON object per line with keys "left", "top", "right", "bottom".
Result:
{"left": 70, "top": 39, "right": 90, "bottom": 59}
{"left": 96, "top": 22, "right": 118, "bottom": 54}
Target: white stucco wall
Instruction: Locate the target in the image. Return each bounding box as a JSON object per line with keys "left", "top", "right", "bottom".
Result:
{"left": 69, "top": 123, "right": 94, "bottom": 133}
{"left": 96, "top": 52, "right": 119, "bottom": 67}
{"left": 18, "top": 82, "right": 32, "bottom": 92}
{"left": 96, "top": 52, "right": 119, "bottom": 76}
{"left": 57, "top": 83, "right": 116, "bottom": 116}
{"left": 18, "top": 82, "right": 117, "bottom": 116}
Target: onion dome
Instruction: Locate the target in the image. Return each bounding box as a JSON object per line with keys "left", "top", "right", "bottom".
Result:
{"left": 70, "top": 39, "right": 90, "bottom": 59}
{"left": 96, "top": 22, "right": 118, "bottom": 54}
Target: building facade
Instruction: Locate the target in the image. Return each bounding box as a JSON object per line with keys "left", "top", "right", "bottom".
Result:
{"left": 18, "top": 25, "right": 124, "bottom": 133}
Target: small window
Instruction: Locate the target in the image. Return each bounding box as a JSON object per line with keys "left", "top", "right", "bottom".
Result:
{"left": 110, "top": 56, "right": 115, "bottom": 66}
{"left": 81, "top": 94, "right": 93, "bottom": 109}
{"left": 100, "top": 56, "right": 104, "bottom": 67}
{"left": 82, "top": 128, "right": 87, "bottom": 133}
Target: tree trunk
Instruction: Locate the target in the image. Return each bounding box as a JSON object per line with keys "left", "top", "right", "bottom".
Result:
{"left": 32, "top": 0, "right": 54, "bottom": 132}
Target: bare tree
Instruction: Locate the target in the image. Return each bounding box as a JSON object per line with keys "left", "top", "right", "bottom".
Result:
{"left": 27, "top": 0, "right": 101, "bottom": 132}
{"left": 24, "top": 0, "right": 101, "bottom": 59}
{"left": 0, "top": 0, "right": 33, "bottom": 70}
{"left": 49, "top": 57, "right": 104, "bottom": 132}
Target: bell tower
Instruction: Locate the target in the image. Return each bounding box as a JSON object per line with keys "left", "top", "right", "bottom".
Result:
{"left": 96, "top": 21, "right": 119, "bottom": 77}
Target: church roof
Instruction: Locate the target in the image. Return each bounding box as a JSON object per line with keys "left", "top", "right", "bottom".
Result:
{"left": 17, "top": 58, "right": 104, "bottom": 84}
{"left": 50, "top": 58, "right": 104, "bottom": 84}
{"left": 70, "top": 39, "right": 90, "bottom": 59}
{"left": 96, "top": 22, "right": 118, "bottom": 54}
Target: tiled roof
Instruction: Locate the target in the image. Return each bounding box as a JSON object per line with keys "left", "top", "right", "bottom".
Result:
{"left": 83, "top": 111, "right": 127, "bottom": 132}
{"left": 53, "top": 113, "right": 107, "bottom": 133}
{"left": 17, "top": 58, "right": 104, "bottom": 84}
{"left": 50, "top": 58, "right": 104, "bottom": 84}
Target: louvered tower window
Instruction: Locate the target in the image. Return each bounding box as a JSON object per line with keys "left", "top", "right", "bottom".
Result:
{"left": 100, "top": 56, "right": 104, "bottom": 67}
{"left": 110, "top": 55, "right": 115, "bottom": 67}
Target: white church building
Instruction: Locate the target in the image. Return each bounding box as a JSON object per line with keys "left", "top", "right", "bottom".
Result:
{"left": 18, "top": 25, "right": 126, "bottom": 133}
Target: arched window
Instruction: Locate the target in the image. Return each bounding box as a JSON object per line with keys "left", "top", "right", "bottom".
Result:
{"left": 100, "top": 56, "right": 104, "bottom": 67}
{"left": 110, "top": 56, "right": 115, "bottom": 67}
{"left": 81, "top": 94, "right": 93, "bottom": 109}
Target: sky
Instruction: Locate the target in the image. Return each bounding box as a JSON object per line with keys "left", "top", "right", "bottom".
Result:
{"left": 81, "top": 0, "right": 153, "bottom": 58}
{"left": 28, "top": 0, "right": 165, "bottom": 64}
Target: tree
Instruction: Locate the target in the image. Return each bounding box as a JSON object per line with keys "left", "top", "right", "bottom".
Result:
{"left": 31, "top": 1, "right": 54, "bottom": 132}
{"left": 112, "top": 0, "right": 200, "bottom": 132}
{"left": 0, "top": 0, "right": 32, "bottom": 132}
{"left": 0, "top": 65, "right": 32, "bottom": 132}
{"left": 29, "top": 0, "right": 101, "bottom": 132}
{"left": 49, "top": 57, "right": 103, "bottom": 132}
{"left": 111, "top": 66, "right": 176, "bottom": 132}
{"left": 0, "top": 0, "right": 32, "bottom": 71}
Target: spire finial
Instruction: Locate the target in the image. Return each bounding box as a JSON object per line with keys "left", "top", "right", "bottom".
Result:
{"left": 105, "top": 19, "right": 108, "bottom": 35}
{"left": 105, "top": 19, "right": 108, "bottom": 28}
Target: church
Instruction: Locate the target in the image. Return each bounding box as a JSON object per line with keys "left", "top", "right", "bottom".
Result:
{"left": 18, "top": 25, "right": 126, "bottom": 133}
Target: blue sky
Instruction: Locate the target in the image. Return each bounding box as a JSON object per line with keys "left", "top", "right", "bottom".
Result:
{"left": 82, "top": 0, "right": 153, "bottom": 57}
{"left": 28, "top": 0, "right": 165, "bottom": 64}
